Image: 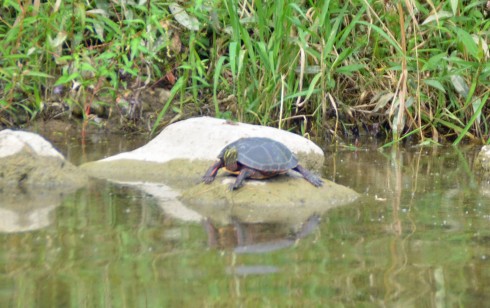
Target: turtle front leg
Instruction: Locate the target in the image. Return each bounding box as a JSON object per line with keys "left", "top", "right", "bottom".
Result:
{"left": 230, "top": 168, "right": 255, "bottom": 190}
{"left": 202, "top": 160, "right": 224, "bottom": 184}
{"left": 293, "top": 164, "right": 324, "bottom": 187}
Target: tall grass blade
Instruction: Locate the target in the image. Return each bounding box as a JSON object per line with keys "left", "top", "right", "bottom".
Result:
{"left": 150, "top": 77, "right": 184, "bottom": 136}
{"left": 453, "top": 92, "right": 489, "bottom": 145}
{"left": 213, "top": 56, "right": 227, "bottom": 117}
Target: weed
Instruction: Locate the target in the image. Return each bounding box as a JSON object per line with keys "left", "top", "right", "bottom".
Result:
{"left": 1, "top": 0, "right": 489, "bottom": 144}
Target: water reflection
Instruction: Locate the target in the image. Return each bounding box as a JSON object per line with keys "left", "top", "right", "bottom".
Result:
{"left": 0, "top": 186, "right": 79, "bottom": 233}
{"left": 1, "top": 143, "right": 490, "bottom": 306}
{"left": 29, "top": 129, "right": 147, "bottom": 166}
{"left": 204, "top": 214, "right": 320, "bottom": 254}
{"left": 323, "top": 145, "right": 490, "bottom": 306}
{"left": 0, "top": 200, "right": 57, "bottom": 233}
{"left": 204, "top": 215, "right": 320, "bottom": 277}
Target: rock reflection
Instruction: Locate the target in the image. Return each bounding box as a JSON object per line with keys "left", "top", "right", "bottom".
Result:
{"left": 0, "top": 187, "right": 71, "bottom": 233}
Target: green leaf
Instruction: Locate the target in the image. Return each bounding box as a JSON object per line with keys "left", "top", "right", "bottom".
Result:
{"left": 97, "top": 52, "right": 117, "bottom": 60}
{"left": 433, "top": 117, "right": 464, "bottom": 133}
{"left": 355, "top": 21, "right": 402, "bottom": 54}
{"left": 168, "top": 3, "right": 200, "bottom": 31}
{"left": 450, "top": 75, "right": 469, "bottom": 98}
{"left": 423, "top": 79, "right": 446, "bottom": 93}
{"left": 324, "top": 2, "right": 342, "bottom": 56}
{"left": 453, "top": 93, "right": 489, "bottom": 145}
{"left": 455, "top": 28, "right": 479, "bottom": 60}
{"left": 130, "top": 37, "right": 141, "bottom": 59}
{"left": 80, "top": 62, "right": 97, "bottom": 73}
{"left": 472, "top": 34, "right": 489, "bottom": 60}
{"left": 229, "top": 42, "right": 237, "bottom": 80}
{"left": 331, "top": 47, "right": 353, "bottom": 72}
{"left": 421, "top": 11, "right": 452, "bottom": 25}
{"left": 450, "top": 0, "right": 458, "bottom": 16}
{"left": 256, "top": 41, "right": 271, "bottom": 72}
{"left": 47, "top": 32, "right": 67, "bottom": 48}
{"left": 213, "top": 56, "right": 227, "bottom": 117}
{"left": 336, "top": 64, "right": 365, "bottom": 75}
{"left": 24, "top": 71, "right": 53, "bottom": 79}
{"left": 373, "top": 92, "right": 395, "bottom": 112}
{"left": 55, "top": 73, "right": 80, "bottom": 86}
{"left": 151, "top": 77, "right": 185, "bottom": 136}
{"left": 421, "top": 53, "right": 446, "bottom": 71}
{"left": 305, "top": 72, "right": 322, "bottom": 100}
{"left": 94, "top": 16, "right": 122, "bottom": 36}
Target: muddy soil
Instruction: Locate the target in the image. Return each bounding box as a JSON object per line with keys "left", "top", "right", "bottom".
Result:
{"left": 7, "top": 86, "right": 222, "bottom": 142}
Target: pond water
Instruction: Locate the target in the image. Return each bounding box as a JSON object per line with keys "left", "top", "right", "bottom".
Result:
{"left": 1, "top": 133, "right": 490, "bottom": 307}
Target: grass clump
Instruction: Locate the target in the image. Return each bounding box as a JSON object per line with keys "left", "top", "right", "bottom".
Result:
{"left": 1, "top": 1, "right": 489, "bottom": 144}
{"left": 1, "top": 1, "right": 181, "bottom": 129}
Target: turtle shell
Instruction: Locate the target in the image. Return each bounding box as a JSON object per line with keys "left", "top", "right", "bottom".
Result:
{"left": 218, "top": 137, "right": 298, "bottom": 172}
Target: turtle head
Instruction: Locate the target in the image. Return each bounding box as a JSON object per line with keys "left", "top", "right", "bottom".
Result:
{"left": 223, "top": 146, "right": 238, "bottom": 171}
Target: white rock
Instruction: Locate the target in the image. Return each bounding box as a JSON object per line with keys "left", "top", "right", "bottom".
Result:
{"left": 0, "top": 129, "right": 63, "bottom": 158}
{"left": 102, "top": 117, "right": 323, "bottom": 163}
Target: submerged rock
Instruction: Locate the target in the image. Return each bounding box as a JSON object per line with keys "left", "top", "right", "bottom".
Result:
{"left": 182, "top": 176, "right": 359, "bottom": 225}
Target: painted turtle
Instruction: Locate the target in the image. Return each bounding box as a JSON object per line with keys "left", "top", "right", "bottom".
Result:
{"left": 202, "top": 137, "right": 324, "bottom": 190}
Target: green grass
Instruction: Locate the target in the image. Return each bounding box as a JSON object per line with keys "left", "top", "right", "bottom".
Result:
{"left": 1, "top": 0, "right": 489, "bottom": 145}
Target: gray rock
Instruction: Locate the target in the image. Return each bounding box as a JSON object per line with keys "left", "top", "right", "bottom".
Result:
{"left": 0, "top": 129, "right": 88, "bottom": 232}
{"left": 103, "top": 117, "right": 324, "bottom": 169}
{"left": 0, "top": 129, "right": 88, "bottom": 190}
{"left": 83, "top": 116, "right": 325, "bottom": 179}
{"left": 100, "top": 116, "right": 324, "bottom": 169}
{"left": 476, "top": 145, "right": 490, "bottom": 197}
{"left": 477, "top": 145, "right": 490, "bottom": 171}
{"left": 0, "top": 129, "right": 64, "bottom": 158}
{"left": 81, "top": 117, "right": 359, "bottom": 223}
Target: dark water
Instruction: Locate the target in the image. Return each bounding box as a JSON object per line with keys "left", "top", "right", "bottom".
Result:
{"left": 1, "top": 134, "right": 490, "bottom": 306}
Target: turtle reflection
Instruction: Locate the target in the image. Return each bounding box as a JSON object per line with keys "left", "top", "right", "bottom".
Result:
{"left": 203, "top": 214, "right": 321, "bottom": 254}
